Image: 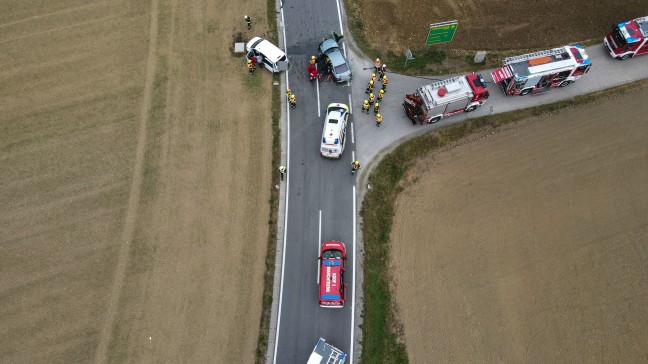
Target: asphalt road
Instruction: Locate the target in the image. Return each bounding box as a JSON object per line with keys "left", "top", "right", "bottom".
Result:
{"left": 271, "top": 0, "right": 357, "bottom": 362}
{"left": 269, "top": 2, "right": 648, "bottom": 361}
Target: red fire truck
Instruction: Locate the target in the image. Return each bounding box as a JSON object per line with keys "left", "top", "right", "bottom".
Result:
{"left": 604, "top": 16, "right": 648, "bottom": 60}
{"left": 402, "top": 73, "right": 489, "bottom": 124}
{"left": 491, "top": 45, "right": 591, "bottom": 96}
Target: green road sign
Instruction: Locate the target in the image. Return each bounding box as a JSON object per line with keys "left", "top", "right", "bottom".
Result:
{"left": 425, "top": 20, "right": 458, "bottom": 45}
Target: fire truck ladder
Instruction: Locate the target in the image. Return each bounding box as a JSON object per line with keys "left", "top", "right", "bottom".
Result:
{"left": 503, "top": 47, "right": 566, "bottom": 65}
{"left": 326, "top": 347, "right": 345, "bottom": 364}
{"left": 427, "top": 76, "right": 463, "bottom": 89}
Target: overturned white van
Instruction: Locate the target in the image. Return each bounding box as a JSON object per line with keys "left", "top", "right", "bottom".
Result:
{"left": 246, "top": 37, "right": 288, "bottom": 73}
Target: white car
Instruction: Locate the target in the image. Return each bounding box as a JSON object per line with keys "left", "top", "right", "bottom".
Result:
{"left": 320, "top": 103, "right": 349, "bottom": 158}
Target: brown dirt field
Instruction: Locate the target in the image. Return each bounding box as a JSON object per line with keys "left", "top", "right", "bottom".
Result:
{"left": 359, "top": 0, "right": 648, "bottom": 51}
{"left": 1, "top": 0, "right": 272, "bottom": 363}
{"left": 390, "top": 87, "right": 648, "bottom": 362}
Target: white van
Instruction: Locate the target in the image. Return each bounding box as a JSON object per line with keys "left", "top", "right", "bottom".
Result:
{"left": 246, "top": 37, "right": 288, "bottom": 73}
{"left": 320, "top": 103, "right": 349, "bottom": 159}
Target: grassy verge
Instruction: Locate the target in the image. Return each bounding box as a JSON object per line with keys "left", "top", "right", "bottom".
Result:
{"left": 343, "top": 0, "right": 599, "bottom": 76}
{"left": 360, "top": 79, "right": 648, "bottom": 364}
{"left": 254, "top": 0, "right": 281, "bottom": 361}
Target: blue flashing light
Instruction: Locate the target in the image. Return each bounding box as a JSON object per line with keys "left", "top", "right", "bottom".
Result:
{"left": 334, "top": 138, "right": 339, "bottom": 144}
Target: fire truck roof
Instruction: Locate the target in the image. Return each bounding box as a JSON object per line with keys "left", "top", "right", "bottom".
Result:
{"left": 417, "top": 76, "right": 473, "bottom": 110}
{"left": 634, "top": 16, "right": 648, "bottom": 37}
{"left": 508, "top": 47, "right": 577, "bottom": 78}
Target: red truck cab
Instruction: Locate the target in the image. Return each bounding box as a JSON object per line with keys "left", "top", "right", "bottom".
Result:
{"left": 604, "top": 16, "right": 648, "bottom": 60}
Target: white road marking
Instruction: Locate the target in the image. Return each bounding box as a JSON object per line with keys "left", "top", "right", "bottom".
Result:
{"left": 317, "top": 210, "right": 322, "bottom": 284}
{"left": 273, "top": 6, "right": 289, "bottom": 364}
{"left": 335, "top": 0, "right": 344, "bottom": 36}
{"left": 348, "top": 94, "right": 353, "bottom": 114}
{"left": 350, "top": 185, "right": 356, "bottom": 364}
{"left": 350, "top": 122, "right": 355, "bottom": 144}
{"left": 351, "top": 150, "right": 355, "bottom": 163}
{"left": 317, "top": 66, "right": 321, "bottom": 117}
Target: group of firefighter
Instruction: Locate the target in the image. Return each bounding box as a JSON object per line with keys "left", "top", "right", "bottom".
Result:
{"left": 361, "top": 58, "right": 388, "bottom": 127}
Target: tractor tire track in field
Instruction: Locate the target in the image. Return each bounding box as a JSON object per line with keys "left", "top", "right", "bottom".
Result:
{"left": 93, "top": 0, "right": 160, "bottom": 362}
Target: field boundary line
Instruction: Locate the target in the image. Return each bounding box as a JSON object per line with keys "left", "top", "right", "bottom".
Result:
{"left": 93, "top": 0, "right": 160, "bottom": 362}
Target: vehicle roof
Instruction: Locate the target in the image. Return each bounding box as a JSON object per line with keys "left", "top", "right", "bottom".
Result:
{"left": 309, "top": 338, "right": 346, "bottom": 364}
{"left": 320, "top": 259, "right": 342, "bottom": 300}
{"left": 246, "top": 37, "right": 286, "bottom": 63}
{"left": 637, "top": 16, "right": 648, "bottom": 37}
{"left": 619, "top": 18, "right": 648, "bottom": 42}
{"left": 418, "top": 76, "right": 473, "bottom": 109}
{"left": 508, "top": 46, "right": 578, "bottom": 78}
{"left": 322, "top": 106, "right": 347, "bottom": 146}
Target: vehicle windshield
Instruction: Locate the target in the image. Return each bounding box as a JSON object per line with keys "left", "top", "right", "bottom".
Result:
{"left": 611, "top": 25, "right": 627, "bottom": 47}
{"left": 322, "top": 249, "right": 342, "bottom": 259}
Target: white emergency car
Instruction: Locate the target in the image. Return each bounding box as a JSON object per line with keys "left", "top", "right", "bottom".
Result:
{"left": 320, "top": 103, "right": 349, "bottom": 158}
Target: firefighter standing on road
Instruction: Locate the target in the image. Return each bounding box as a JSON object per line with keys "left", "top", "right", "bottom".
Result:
{"left": 379, "top": 64, "right": 387, "bottom": 79}
{"left": 381, "top": 75, "right": 389, "bottom": 91}
{"left": 310, "top": 55, "right": 316, "bottom": 65}
{"left": 377, "top": 89, "right": 384, "bottom": 102}
{"left": 352, "top": 160, "right": 361, "bottom": 174}
{"left": 376, "top": 113, "right": 383, "bottom": 127}
{"left": 247, "top": 59, "right": 255, "bottom": 75}
{"left": 286, "top": 88, "right": 292, "bottom": 99}
{"left": 373, "top": 102, "right": 380, "bottom": 114}
{"left": 368, "top": 93, "right": 375, "bottom": 106}
{"left": 370, "top": 73, "right": 376, "bottom": 83}
{"left": 289, "top": 93, "right": 296, "bottom": 109}
{"left": 365, "top": 80, "right": 374, "bottom": 94}
{"left": 244, "top": 15, "right": 252, "bottom": 29}
{"left": 361, "top": 100, "right": 370, "bottom": 114}
{"left": 374, "top": 58, "right": 381, "bottom": 73}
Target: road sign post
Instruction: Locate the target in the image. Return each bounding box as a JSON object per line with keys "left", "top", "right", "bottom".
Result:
{"left": 425, "top": 20, "right": 458, "bottom": 45}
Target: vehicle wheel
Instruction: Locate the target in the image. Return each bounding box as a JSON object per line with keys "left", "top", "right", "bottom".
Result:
{"left": 559, "top": 80, "right": 572, "bottom": 87}
{"left": 619, "top": 54, "right": 632, "bottom": 60}
{"left": 519, "top": 88, "right": 532, "bottom": 96}
{"left": 465, "top": 105, "right": 478, "bottom": 112}
{"left": 429, "top": 116, "right": 442, "bottom": 123}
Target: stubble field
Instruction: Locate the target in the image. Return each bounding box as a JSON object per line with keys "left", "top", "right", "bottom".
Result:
{"left": 0, "top": 0, "right": 272, "bottom": 363}
{"left": 359, "top": 0, "right": 648, "bottom": 51}
{"left": 389, "top": 87, "right": 648, "bottom": 362}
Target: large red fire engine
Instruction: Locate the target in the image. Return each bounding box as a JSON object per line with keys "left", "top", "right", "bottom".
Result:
{"left": 402, "top": 73, "right": 489, "bottom": 124}
{"left": 491, "top": 45, "right": 591, "bottom": 96}
{"left": 604, "top": 16, "right": 648, "bottom": 60}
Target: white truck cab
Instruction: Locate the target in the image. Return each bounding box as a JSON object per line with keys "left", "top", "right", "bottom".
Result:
{"left": 320, "top": 103, "right": 349, "bottom": 159}
{"left": 245, "top": 37, "right": 288, "bottom": 73}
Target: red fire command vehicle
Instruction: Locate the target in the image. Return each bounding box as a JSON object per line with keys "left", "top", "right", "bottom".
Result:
{"left": 318, "top": 240, "right": 347, "bottom": 308}
{"left": 604, "top": 16, "right": 648, "bottom": 60}
{"left": 491, "top": 45, "right": 591, "bottom": 96}
{"left": 402, "top": 73, "right": 489, "bottom": 124}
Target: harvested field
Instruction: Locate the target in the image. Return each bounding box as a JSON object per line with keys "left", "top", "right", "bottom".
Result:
{"left": 390, "top": 87, "right": 648, "bottom": 362}
{"left": 1, "top": 0, "right": 272, "bottom": 363}
{"left": 359, "top": 0, "right": 648, "bottom": 51}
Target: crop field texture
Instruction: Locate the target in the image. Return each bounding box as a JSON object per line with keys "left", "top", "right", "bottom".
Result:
{"left": 389, "top": 87, "right": 648, "bottom": 362}
{"left": 0, "top": 0, "right": 272, "bottom": 362}
{"left": 359, "top": 0, "right": 648, "bottom": 51}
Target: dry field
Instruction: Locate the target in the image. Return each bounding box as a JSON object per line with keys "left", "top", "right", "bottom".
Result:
{"left": 1, "top": 0, "right": 272, "bottom": 363}
{"left": 390, "top": 88, "right": 648, "bottom": 362}
{"left": 359, "top": 0, "right": 648, "bottom": 51}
